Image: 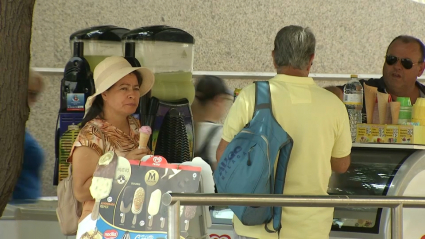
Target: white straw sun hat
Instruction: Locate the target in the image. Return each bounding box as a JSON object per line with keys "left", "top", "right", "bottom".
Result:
{"left": 84, "top": 56, "right": 155, "bottom": 116}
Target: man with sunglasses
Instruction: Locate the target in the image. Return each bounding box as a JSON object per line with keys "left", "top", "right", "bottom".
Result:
{"left": 327, "top": 35, "right": 425, "bottom": 119}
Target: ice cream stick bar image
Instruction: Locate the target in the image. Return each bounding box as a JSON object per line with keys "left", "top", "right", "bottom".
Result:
{"left": 158, "top": 191, "right": 171, "bottom": 229}
{"left": 120, "top": 186, "right": 135, "bottom": 224}
{"left": 121, "top": 231, "right": 130, "bottom": 239}
{"left": 184, "top": 206, "right": 197, "bottom": 231}
{"left": 159, "top": 204, "right": 168, "bottom": 229}
{"left": 161, "top": 168, "right": 168, "bottom": 179}
{"left": 131, "top": 187, "right": 145, "bottom": 226}
{"left": 80, "top": 229, "right": 102, "bottom": 239}
{"left": 148, "top": 189, "right": 162, "bottom": 227}
{"left": 139, "top": 126, "right": 152, "bottom": 149}
{"left": 90, "top": 151, "right": 118, "bottom": 220}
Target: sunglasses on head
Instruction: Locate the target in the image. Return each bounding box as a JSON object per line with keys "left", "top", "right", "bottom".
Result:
{"left": 385, "top": 55, "right": 421, "bottom": 70}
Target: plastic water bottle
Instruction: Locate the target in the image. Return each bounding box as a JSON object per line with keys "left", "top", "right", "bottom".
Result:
{"left": 343, "top": 75, "right": 364, "bottom": 142}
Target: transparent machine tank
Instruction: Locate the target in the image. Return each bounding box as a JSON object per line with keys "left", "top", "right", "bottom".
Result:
{"left": 54, "top": 25, "right": 129, "bottom": 185}
{"left": 121, "top": 25, "right": 195, "bottom": 104}
{"left": 69, "top": 25, "right": 129, "bottom": 71}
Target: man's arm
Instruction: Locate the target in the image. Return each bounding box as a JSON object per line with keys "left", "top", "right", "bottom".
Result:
{"left": 216, "top": 139, "right": 229, "bottom": 163}
{"left": 216, "top": 85, "right": 253, "bottom": 163}
{"left": 331, "top": 155, "right": 351, "bottom": 173}
{"left": 330, "top": 102, "right": 353, "bottom": 173}
{"left": 326, "top": 85, "right": 350, "bottom": 172}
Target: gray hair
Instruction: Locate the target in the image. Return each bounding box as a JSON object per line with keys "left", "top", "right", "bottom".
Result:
{"left": 273, "top": 25, "right": 316, "bottom": 70}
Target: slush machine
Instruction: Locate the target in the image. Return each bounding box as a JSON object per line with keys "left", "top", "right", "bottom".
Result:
{"left": 53, "top": 25, "right": 129, "bottom": 185}
{"left": 121, "top": 25, "right": 196, "bottom": 164}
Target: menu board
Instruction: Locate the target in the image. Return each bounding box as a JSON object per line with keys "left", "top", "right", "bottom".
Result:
{"left": 79, "top": 154, "right": 201, "bottom": 239}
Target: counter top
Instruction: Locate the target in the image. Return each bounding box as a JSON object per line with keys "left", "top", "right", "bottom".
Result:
{"left": 31, "top": 68, "right": 425, "bottom": 81}
{"left": 2, "top": 199, "right": 59, "bottom": 221}
{"left": 353, "top": 143, "right": 425, "bottom": 150}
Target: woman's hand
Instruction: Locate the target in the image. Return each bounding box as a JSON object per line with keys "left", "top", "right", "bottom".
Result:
{"left": 125, "top": 147, "right": 151, "bottom": 160}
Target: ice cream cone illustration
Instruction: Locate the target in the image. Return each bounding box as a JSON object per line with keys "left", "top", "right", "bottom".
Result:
{"left": 139, "top": 126, "right": 152, "bottom": 149}
{"left": 119, "top": 186, "right": 135, "bottom": 223}
{"left": 148, "top": 189, "right": 162, "bottom": 227}
{"left": 184, "top": 206, "right": 197, "bottom": 231}
{"left": 377, "top": 92, "right": 390, "bottom": 124}
{"left": 90, "top": 151, "right": 118, "bottom": 220}
{"left": 131, "top": 187, "right": 145, "bottom": 226}
{"left": 364, "top": 84, "right": 378, "bottom": 124}
{"left": 390, "top": 102, "right": 401, "bottom": 124}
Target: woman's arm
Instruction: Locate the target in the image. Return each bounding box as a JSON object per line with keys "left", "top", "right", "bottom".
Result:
{"left": 72, "top": 146, "right": 100, "bottom": 202}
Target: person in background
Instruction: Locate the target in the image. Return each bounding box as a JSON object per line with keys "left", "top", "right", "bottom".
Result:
{"left": 326, "top": 35, "right": 425, "bottom": 106}
{"left": 216, "top": 25, "right": 352, "bottom": 239}
{"left": 191, "top": 75, "right": 233, "bottom": 171}
{"left": 12, "top": 69, "right": 45, "bottom": 201}
{"left": 68, "top": 56, "right": 155, "bottom": 239}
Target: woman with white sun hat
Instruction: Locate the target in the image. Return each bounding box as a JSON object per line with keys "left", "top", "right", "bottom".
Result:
{"left": 67, "top": 56, "right": 154, "bottom": 238}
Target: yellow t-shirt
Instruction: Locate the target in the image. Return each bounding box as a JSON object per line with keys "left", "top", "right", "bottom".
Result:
{"left": 222, "top": 74, "right": 352, "bottom": 239}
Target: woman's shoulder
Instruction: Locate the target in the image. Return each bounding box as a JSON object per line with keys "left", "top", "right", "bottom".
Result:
{"left": 76, "top": 118, "right": 108, "bottom": 142}
{"left": 80, "top": 118, "right": 106, "bottom": 132}
{"left": 67, "top": 119, "right": 106, "bottom": 162}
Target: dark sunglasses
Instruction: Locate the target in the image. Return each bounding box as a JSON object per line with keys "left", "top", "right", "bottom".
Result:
{"left": 385, "top": 55, "right": 422, "bottom": 70}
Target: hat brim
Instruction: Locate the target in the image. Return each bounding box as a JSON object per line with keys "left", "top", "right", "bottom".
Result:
{"left": 104, "top": 66, "right": 155, "bottom": 96}
{"left": 84, "top": 66, "right": 155, "bottom": 117}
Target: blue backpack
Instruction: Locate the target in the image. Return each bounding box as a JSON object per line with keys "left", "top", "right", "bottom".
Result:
{"left": 214, "top": 81, "right": 293, "bottom": 234}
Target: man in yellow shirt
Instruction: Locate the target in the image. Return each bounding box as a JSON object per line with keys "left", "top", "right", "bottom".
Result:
{"left": 216, "top": 25, "right": 352, "bottom": 239}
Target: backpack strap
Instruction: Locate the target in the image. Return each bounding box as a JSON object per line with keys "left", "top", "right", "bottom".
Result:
{"left": 255, "top": 81, "right": 281, "bottom": 233}
{"left": 254, "top": 81, "right": 272, "bottom": 113}
{"left": 256, "top": 81, "right": 286, "bottom": 234}
{"left": 270, "top": 135, "right": 294, "bottom": 233}
{"left": 68, "top": 164, "right": 73, "bottom": 176}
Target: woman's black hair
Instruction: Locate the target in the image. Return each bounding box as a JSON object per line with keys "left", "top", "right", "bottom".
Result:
{"left": 80, "top": 70, "right": 143, "bottom": 128}
{"left": 194, "top": 75, "right": 232, "bottom": 105}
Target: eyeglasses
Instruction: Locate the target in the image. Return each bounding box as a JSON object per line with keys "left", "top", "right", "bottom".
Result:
{"left": 385, "top": 55, "right": 422, "bottom": 70}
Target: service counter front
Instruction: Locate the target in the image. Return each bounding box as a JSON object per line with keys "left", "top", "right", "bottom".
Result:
{"left": 0, "top": 198, "right": 76, "bottom": 239}
{"left": 2, "top": 143, "right": 425, "bottom": 239}
{"left": 208, "top": 144, "right": 425, "bottom": 239}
